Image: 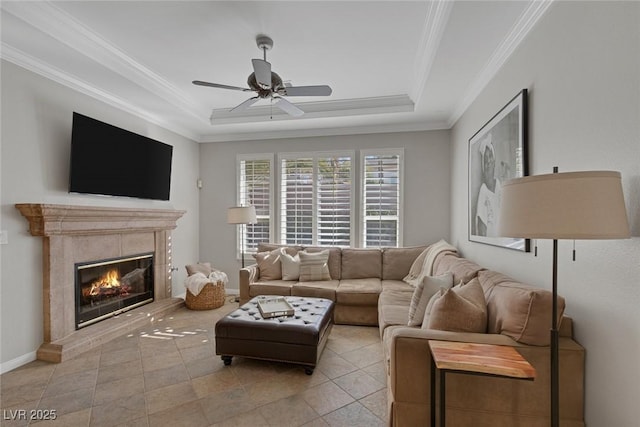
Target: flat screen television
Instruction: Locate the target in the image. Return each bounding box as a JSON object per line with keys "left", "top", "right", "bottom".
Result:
{"left": 69, "top": 112, "right": 173, "bottom": 201}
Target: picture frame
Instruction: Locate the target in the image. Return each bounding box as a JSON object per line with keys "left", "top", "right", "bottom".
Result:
{"left": 468, "top": 89, "right": 529, "bottom": 252}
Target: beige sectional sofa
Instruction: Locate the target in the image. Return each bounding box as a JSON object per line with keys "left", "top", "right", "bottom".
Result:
{"left": 239, "top": 242, "right": 585, "bottom": 426}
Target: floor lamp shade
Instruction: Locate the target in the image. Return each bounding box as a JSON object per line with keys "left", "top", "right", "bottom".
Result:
{"left": 227, "top": 206, "right": 257, "bottom": 269}
{"left": 499, "top": 171, "right": 630, "bottom": 240}
{"left": 227, "top": 206, "right": 257, "bottom": 225}
{"left": 498, "top": 169, "right": 629, "bottom": 427}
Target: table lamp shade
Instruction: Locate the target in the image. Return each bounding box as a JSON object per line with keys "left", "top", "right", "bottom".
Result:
{"left": 227, "top": 206, "right": 257, "bottom": 225}
{"left": 499, "top": 171, "right": 630, "bottom": 240}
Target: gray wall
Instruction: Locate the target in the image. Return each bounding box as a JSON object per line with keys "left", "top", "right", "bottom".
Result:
{"left": 0, "top": 61, "right": 201, "bottom": 370}
{"left": 198, "top": 130, "right": 451, "bottom": 290}
{"left": 450, "top": 2, "right": 640, "bottom": 425}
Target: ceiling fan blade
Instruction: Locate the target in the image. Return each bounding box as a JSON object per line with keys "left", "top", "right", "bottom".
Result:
{"left": 274, "top": 97, "right": 304, "bottom": 117}
{"left": 251, "top": 59, "right": 272, "bottom": 89}
{"left": 193, "top": 80, "right": 252, "bottom": 92}
{"left": 282, "top": 85, "right": 332, "bottom": 96}
{"left": 230, "top": 96, "right": 260, "bottom": 112}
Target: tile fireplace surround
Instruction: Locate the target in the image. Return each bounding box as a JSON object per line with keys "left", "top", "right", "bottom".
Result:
{"left": 15, "top": 203, "right": 186, "bottom": 363}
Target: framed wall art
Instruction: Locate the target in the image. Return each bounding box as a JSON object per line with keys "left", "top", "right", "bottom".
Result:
{"left": 468, "top": 89, "right": 529, "bottom": 252}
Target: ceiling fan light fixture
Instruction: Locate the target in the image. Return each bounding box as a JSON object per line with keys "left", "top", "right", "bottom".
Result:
{"left": 193, "top": 34, "right": 332, "bottom": 118}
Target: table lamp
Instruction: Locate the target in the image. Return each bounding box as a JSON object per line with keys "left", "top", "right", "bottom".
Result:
{"left": 227, "top": 206, "right": 257, "bottom": 268}
{"left": 498, "top": 167, "right": 630, "bottom": 427}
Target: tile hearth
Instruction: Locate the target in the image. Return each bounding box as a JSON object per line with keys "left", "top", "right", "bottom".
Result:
{"left": 0, "top": 299, "right": 387, "bottom": 427}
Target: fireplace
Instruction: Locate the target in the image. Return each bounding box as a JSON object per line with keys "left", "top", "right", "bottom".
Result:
{"left": 75, "top": 253, "right": 154, "bottom": 329}
{"left": 16, "top": 203, "right": 186, "bottom": 362}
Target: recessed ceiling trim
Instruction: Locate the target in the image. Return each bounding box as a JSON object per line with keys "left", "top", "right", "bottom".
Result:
{"left": 200, "top": 120, "right": 449, "bottom": 143}
{"left": 1, "top": 43, "right": 200, "bottom": 142}
{"left": 209, "top": 95, "right": 415, "bottom": 125}
{"left": 1, "top": 0, "right": 208, "bottom": 124}
{"left": 447, "top": 0, "right": 555, "bottom": 127}
{"left": 410, "top": 0, "right": 454, "bottom": 104}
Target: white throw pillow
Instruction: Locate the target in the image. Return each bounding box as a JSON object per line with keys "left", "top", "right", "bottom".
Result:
{"left": 407, "top": 272, "right": 453, "bottom": 326}
{"left": 298, "top": 250, "right": 331, "bottom": 281}
{"left": 280, "top": 247, "right": 300, "bottom": 280}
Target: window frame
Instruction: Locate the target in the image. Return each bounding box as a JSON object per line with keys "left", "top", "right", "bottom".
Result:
{"left": 236, "top": 153, "right": 274, "bottom": 259}
{"left": 360, "top": 148, "right": 404, "bottom": 248}
{"left": 278, "top": 150, "right": 356, "bottom": 247}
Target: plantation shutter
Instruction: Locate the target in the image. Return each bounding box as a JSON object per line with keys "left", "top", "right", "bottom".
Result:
{"left": 317, "top": 156, "right": 352, "bottom": 246}
{"left": 280, "top": 152, "right": 354, "bottom": 246}
{"left": 362, "top": 151, "right": 402, "bottom": 247}
{"left": 239, "top": 157, "right": 272, "bottom": 253}
{"left": 280, "top": 157, "right": 314, "bottom": 245}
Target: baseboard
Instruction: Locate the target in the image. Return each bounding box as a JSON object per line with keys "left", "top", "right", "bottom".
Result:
{"left": 1, "top": 351, "right": 37, "bottom": 374}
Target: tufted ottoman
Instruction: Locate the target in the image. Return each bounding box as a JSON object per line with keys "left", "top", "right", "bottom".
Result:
{"left": 215, "top": 296, "right": 334, "bottom": 374}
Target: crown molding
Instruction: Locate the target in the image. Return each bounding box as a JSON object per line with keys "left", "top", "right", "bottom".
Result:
{"left": 1, "top": 43, "right": 201, "bottom": 142}
{"left": 447, "top": 0, "right": 554, "bottom": 127}
{"left": 208, "top": 95, "right": 415, "bottom": 125}
{"left": 410, "top": 0, "right": 455, "bottom": 104}
{"left": 1, "top": 1, "right": 208, "bottom": 123}
{"left": 200, "top": 119, "right": 449, "bottom": 143}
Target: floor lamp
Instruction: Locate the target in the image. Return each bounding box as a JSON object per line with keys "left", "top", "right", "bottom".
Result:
{"left": 499, "top": 168, "right": 630, "bottom": 427}
{"left": 227, "top": 206, "right": 257, "bottom": 268}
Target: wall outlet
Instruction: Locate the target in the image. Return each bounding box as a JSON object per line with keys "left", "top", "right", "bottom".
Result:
{"left": 0, "top": 230, "right": 7, "bottom": 245}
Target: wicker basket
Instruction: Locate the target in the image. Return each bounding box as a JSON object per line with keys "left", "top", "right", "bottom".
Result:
{"left": 185, "top": 281, "right": 225, "bottom": 310}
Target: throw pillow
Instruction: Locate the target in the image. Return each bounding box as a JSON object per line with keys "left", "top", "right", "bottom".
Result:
{"left": 185, "top": 262, "right": 212, "bottom": 277}
{"left": 280, "top": 247, "right": 301, "bottom": 280}
{"left": 407, "top": 272, "right": 453, "bottom": 326}
{"left": 298, "top": 250, "right": 331, "bottom": 281}
{"left": 426, "top": 278, "right": 487, "bottom": 333}
{"left": 252, "top": 249, "right": 282, "bottom": 281}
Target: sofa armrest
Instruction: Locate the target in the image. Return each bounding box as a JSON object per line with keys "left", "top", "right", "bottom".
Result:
{"left": 239, "top": 264, "right": 259, "bottom": 304}
{"left": 387, "top": 327, "right": 518, "bottom": 405}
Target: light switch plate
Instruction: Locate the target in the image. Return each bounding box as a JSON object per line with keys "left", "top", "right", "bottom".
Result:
{"left": 0, "top": 230, "right": 7, "bottom": 245}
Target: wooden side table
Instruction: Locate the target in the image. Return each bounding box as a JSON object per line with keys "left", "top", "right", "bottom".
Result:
{"left": 428, "top": 340, "right": 536, "bottom": 427}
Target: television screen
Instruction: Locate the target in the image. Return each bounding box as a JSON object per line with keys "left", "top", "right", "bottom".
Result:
{"left": 69, "top": 112, "right": 173, "bottom": 201}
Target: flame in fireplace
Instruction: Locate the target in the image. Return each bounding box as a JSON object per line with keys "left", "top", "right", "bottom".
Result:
{"left": 82, "top": 269, "right": 131, "bottom": 299}
{"left": 89, "top": 269, "right": 121, "bottom": 296}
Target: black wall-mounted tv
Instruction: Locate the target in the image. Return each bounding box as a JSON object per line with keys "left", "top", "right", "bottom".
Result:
{"left": 69, "top": 112, "right": 173, "bottom": 201}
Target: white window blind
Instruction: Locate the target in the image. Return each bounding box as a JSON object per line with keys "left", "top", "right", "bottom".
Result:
{"left": 280, "top": 152, "right": 354, "bottom": 246}
{"left": 238, "top": 156, "right": 272, "bottom": 253}
{"left": 362, "top": 150, "right": 403, "bottom": 247}
{"left": 280, "top": 157, "right": 314, "bottom": 245}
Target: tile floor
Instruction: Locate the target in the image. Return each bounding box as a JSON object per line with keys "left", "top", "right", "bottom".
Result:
{"left": 0, "top": 299, "right": 388, "bottom": 427}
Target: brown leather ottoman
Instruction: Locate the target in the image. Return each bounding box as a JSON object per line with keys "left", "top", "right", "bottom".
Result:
{"left": 215, "top": 296, "right": 334, "bottom": 374}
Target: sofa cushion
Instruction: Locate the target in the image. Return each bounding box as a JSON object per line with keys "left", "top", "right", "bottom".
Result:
{"left": 185, "top": 262, "right": 212, "bottom": 277}
{"left": 381, "top": 280, "right": 414, "bottom": 293}
{"left": 425, "top": 278, "right": 487, "bottom": 333}
{"left": 280, "top": 248, "right": 300, "bottom": 280}
{"left": 379, "top": 304, "right": 410, "bottom": 338}
{"left": 341, "top": 248, "right": 382, "bottom": 279}
{"left": 379, "top": 289, "right": 413, "bottom": 307}
{"left": 298, "top": 250, "right": 332, "bottom": 281}
{"left": 407, "top": 273, "right": 453, "bottom": 327}
{"left": 253, "top": 249, "right": 282, "bottom": 281}
{"left": 302, "top": 246, "right": 342, "bottom": 280}
{"left": 248, "top": 280, "right": 294, "bottom": 298}
{"left": 382, "top": 246, "right": 427, "bottom": 280}
{"left": 336, "top": 278, "right": 382, "bottom": 305}
{"left": 292, "top": 280, "right": 340, "bottom": 301}
{"left": 478, "top": 269, "right": 565, "bottom": 346}
{"left": 432, "top": 252, "right": 485, "bottom": 284}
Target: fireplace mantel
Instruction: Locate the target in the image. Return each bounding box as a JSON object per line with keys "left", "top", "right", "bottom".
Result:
{"left": 16, "top": 203, "right": 186, "bottom": 362}
{"left": 16, "top": 203, "right": 185, "bottom": 236}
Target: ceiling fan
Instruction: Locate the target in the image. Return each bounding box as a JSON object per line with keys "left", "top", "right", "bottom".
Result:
{"left": 193, "top": 35, "right": 332, "bottom": 117}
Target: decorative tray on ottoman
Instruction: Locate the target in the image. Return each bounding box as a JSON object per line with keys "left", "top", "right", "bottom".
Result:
{"left": 256, "top": 296, "right": 295, "bottom": 318}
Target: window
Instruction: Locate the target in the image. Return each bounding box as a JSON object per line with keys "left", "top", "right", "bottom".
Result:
{"left": 280, "top": 152, "right": 354, "bottom": 246}
{"left": 361, "top": 149, "right": 403, "bottom": 247}
{"left": 237, "top": 155, "right": 273, "bottom": 254}
{"left": 237, "top": 149, "right": 402, "bottom": 252}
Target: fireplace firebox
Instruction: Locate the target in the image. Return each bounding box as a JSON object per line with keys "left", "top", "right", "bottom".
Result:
{"left": 75, "top": 253, "right": 154, "bottom": 329}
